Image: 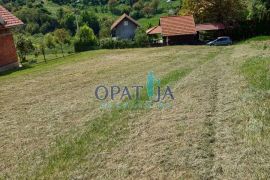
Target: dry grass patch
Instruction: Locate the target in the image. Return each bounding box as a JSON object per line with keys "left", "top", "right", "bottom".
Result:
{"left": 0, "top": 45, "right": 220, "bottom": 178}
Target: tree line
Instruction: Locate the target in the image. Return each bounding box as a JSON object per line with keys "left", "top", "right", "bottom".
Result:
{"left": 179, "top": 0, "right": 270, "bottom": 39}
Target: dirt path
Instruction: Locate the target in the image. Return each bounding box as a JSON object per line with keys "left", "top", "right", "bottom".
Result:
{"left": 73, "top": 47, "right": 249, "bottom": 179}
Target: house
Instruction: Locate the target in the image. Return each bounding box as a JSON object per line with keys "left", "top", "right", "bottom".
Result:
{"left": 146, "top": 15, "right": 225, "bottom": 45}
{"left": 111, "top": 13, "right": 139, "bottom": 40}
{"left": 147, "top": 16, "right": 197, "bottom": 45}
{"left": 0, "top": 5, "right": 23, "bottom": 72}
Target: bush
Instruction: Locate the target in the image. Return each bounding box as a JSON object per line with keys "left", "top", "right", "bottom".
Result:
{"left": 130, "top": 10, "right": 144, "bottom": 19}
{"left": 134, "top": 27, "right": 150, "bottom": 47}
{"left": 99, "top": 38, "right": 135, "bottom": 49}
{"left": 74, "top": 25, "right": 98, "bottom": 52}
{"left": 16, "top": 36, "right": 35, "bottom": 62}
{"left": 79, "top": 11, "right": 100, "bottom": 36}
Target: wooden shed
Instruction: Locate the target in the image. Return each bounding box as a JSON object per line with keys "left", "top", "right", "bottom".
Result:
{"left": 0, "top": 5, "right": 23, "bottom": 72}
{"left": 111, "top": 13, "right": 139, "bottom": 40}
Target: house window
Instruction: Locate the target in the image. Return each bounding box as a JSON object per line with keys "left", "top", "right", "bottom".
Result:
{"left": 124, "top": 21, "right": 128, "bottom": 26}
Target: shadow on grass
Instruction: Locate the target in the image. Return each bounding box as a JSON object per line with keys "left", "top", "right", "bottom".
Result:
{"left": 0, "top": 53, "right": 78, "bottom": 79}
{"left": 0, "top": 65, "right": 33, "bottom": 77}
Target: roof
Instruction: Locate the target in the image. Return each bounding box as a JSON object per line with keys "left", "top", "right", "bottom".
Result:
{"left": 146, "top": 26, "right": 162, "bottom": 35}
{"left": 160, "top": 16, "right": 196, "bottom": 36}
{"left": 0, "top": 5, "right": 23, "bottom": 28}
{"left": 111, "top": 13, "right": 139, "bottom": 30}
{"left": 196, "top": 23, "right": 225, "bottom": 31}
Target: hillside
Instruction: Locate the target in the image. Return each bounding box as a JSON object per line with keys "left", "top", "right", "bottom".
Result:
{"left": 0, "top": 39, "right": 269, "bottom": 179}
{"left": 1, "top": 0, "right": 180, "bottom": 34}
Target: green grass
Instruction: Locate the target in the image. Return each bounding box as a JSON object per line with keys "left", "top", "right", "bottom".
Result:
{"left": 160, "top": 69, "right": 191, "bottom": 87}
{"left": 241, "top": 56, "right": 270, "bottom": 143}
{"left": 241, "top": 57, "right": 270, "bottom": 90}
{"left": 138, "top": 14, "right": 165, "bottom": 28}
{"left": 245, "top": 36, "right": 270, "bottom": 42}
{"left": 237, "top": 35, "right": 270, "bottom": 45}
{"left": 24, "top": 67, "right": 192, "bottom": 178}
{"left": 0, "top": 49, "right": 108, "bottom": 81}
{"left": 30, "top": 110, "right": 130, "bottom": 178}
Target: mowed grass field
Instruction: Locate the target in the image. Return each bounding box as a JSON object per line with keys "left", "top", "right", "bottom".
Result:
{"left": 0, "top": 41, "right": 269, "bottom": 179}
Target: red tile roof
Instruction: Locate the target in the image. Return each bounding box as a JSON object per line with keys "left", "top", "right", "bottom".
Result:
{"left": 196, "top": 23, "right": 225, "bottom": 31}
{"left": 146, "top": 26, "right": 162, "bottom": 35}
{"left": 160, "top": 16, "right": 196, "bottom": 36}
{"left": 0, "top": 5, "right": 23, "bottom": 28}
{"left": 111, "top": 13, "right": 139, "bottom": 30}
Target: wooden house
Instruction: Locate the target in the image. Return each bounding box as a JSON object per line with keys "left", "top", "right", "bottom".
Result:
{"left": 111, "top": 14, "right": 139, "bottom": 40}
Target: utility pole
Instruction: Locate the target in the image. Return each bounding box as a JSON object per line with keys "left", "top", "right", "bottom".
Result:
{"left": 75, "top": 12, "right": 79, "bottom": 34}
{"left": 74, "top": 0, "right": 80, "bottom": 34}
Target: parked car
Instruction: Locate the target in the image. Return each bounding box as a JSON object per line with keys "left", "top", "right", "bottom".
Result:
{"left": 207, "top": 37, "right": 232, "bottom": 46}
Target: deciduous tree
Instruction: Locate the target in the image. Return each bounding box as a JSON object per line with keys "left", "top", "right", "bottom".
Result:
{"left": 54, "top": 29, "right": 70, "bottom": 57}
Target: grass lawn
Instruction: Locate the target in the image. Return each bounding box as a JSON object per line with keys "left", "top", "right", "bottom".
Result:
{"left": 0, "top": 40, "right": 270, "bottom": 179}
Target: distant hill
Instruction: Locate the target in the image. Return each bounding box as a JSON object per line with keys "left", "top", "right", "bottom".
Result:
{"left": 0, "top": 0, "right": 181, "bottom": 36}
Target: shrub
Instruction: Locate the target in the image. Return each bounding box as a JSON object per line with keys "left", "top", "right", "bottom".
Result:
{"left": 74, "top": 25, "right": 98, "bottom": 52}
{"left": 130, "top": 10, "right": 144, "bottom": 19}
{"left": 134, "top": 27, "right": 150, "bottom": 47}
{"left": 16, "top": 36, "right": 35, "bottom": 62}
{"left": 99, "top": 38, "right": 135, "bottom": 49}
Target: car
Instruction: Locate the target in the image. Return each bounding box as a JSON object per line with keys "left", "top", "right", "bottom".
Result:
{"left": 207, "top": 36, "right": 232, "bottom": 46}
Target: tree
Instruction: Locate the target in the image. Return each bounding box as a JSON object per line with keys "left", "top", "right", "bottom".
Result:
{"left": 25, "top": 23, "right": 40, "bottom": 34}
{"left": 38, "top": 41, "right": 47, "bottom": 62}
{"left": 16, "top": 36, "right": 35, "bottom": 63}
{"left": 74, "top": 24, "right": 98, "bottom": 52}
{"left": 54, "top": 29, "right": 70, "bottom": 57}
{"left": 142, "top": 3, "right": 154, "bottom": 17}
{"left": 150, "top": 0, "right": 160, "bottom": 14}
{"left": 63, "top": 13, "right": 77, "bottom": 35}
{"left": 133, "top": 0, "right": 144, "bottom": 11}
{"left": 45, "top": 33, "right": 58, "bottom": 57}
{"left": 179, "top": 0, "right": 246, "bottom": 24}
{"left": 249, "top": 0, "right": 270, "bottom": 21}
{"left": 99, "top": 17, "right": 114, "bottom": 38}
{"left": 56, "top": 7, "right": 65, "bottom": 20}
{"left": 108, "top": 0, "right": 118, "bottom": 8}
{"left": 79, "top": 11, "right": 100, "bottom": 36}
{"left": 15, "top": 7, "right": 58, "bottom": 35}
{"left": 45, "top": 33, "right": 55, "bottom": 49}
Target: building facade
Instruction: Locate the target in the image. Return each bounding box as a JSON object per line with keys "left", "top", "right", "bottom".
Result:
{"left": 111, "top": 14, "right": 139, "bottom": 40}
{"left": 0, "top": 5, "right": 23, "bottom": 72}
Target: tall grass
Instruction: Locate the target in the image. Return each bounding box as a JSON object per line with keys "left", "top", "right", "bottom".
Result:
{"left": 241, "top": 57, "right": 270, "bottom": 142}
{"left": 241, "top": 57, "right": 270, "bottom": 90}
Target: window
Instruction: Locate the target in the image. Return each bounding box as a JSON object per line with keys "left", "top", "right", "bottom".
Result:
{"left": 124, "top": 21, "right": 128, "bottom": 26}
{"left": 217, "top": 38, "right": 225, "bottom": 42}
